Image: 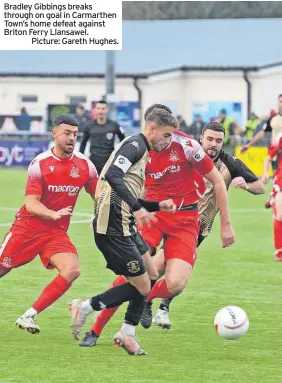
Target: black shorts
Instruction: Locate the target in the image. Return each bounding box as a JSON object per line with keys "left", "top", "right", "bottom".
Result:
{"left": 94, "top": 231, "right": 148, "bottom": 277}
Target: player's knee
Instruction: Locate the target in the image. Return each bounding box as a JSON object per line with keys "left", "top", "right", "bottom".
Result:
{"left": 166, "top": 278, "right": 186, "bottom": 296}
{"left": 63, "top": 264, "right": 80, "bottom": 281}
{"left": 139, "top": 281, "right": 151, "bottom": 296}
{"left": 132, "top": 278, "right": 151, "bottom": 296}
{"left": 147, "top": 269, "right": 159, "bottom": 281}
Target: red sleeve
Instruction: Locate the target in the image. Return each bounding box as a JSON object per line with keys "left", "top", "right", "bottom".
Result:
{"left": 25, "top": 158, "right": 43, "bottom": 196}
{"left": 268, "top": 136, "right": 282, "bottom": 159}
{"left": 85, "top": 159, "right": 98, "bottom": 194}
{"left": 183, "top": 138, "right": 214, "bottom": 174}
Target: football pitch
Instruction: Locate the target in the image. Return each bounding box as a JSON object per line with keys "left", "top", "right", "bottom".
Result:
{"left": 0, "top": 168, "right": 280, "bottom": 383}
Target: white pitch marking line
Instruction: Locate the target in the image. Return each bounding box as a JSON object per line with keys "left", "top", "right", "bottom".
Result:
{"left": 0, "top": 207, "right": 93, "bottom": 227}
{"left": 0, "top": 207, "right": 93, "bottom": 217}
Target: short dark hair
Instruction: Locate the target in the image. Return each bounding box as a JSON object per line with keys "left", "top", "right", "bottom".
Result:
{"left": 96, "top": 100, "right": 107, "bottom": 105}
{"left": 278, "top": 94, "right": 282, "bottom": 98}
{"left": 144, "top": 104, "right": 172, "bottom": 120}
{"left": 53, "top": 114, "right": 78, "bottom": 127}
{"left": 145, "top": 108, "right": 178, "bottom": 129}
{"left": 202, "top": 122, "right": 225, "bottom": 136}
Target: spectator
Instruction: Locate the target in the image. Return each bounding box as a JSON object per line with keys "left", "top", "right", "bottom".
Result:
{"left": 79, "top": 100, "right": 126, "bottom": 174}
{"left": 74, "top": 105, "right": 90, "bottom": 133}
{"left": 15, "top": 107, "right": 32, "bottom": 131}
{"left": 188, "top": 114, "right": 206, "bottom": 139}
{"left": 176, "top": 115, "right": 189, "bottom": 134}
{"left": 245, "top": 112, "right": 260, "bottom": 140}
{"left": 217, "top": 108, "right": 242, "bottom": 144}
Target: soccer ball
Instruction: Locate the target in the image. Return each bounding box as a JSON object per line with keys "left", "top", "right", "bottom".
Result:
{"left": 214, "top": 306, "right": 249, "bottom": 340}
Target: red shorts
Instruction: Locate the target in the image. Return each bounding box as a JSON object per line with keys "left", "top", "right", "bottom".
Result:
{"left": 140, "top": 210, "right": 200, "bottom": 266}
{"left": 0, "top": 225, "right": 77, "bottom": 270}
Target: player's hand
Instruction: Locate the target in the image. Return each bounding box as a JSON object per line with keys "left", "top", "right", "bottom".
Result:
{"left": 50, "top": 206, "right": 73, "bottom": 220}
{"left": 220, "top": 222, "right": 235, "bottom": 248}
{"left": 134, "top": 208, "right": 157, "bottom": 230}
{"left": 231, "top": 177, "right": 248, "bottom": 190}
{"left": 159, "top": 199, "right": 177, "bottom": 213}
{"left": 240, "top": 144, "right": 249, "bottom": 154}
{"left": 262, "top": 174, "right": 269, "bottom": 184}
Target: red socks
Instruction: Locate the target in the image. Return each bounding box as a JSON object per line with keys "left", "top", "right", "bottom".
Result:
{"left": 90, "top": 275, "right": 126, "bottom": 336}
{"left": 33, "top": 274, "right": 72, "bottom": 313}
{"left": 274, "top": 218, "right": 282, "bottom": 259}
{"left": 146, "top": 279, "right": 174, "bottom": 302}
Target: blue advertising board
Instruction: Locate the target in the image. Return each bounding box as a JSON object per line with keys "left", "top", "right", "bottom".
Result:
{"left": 0, "top": 141, "right": 49, "bottom": 167}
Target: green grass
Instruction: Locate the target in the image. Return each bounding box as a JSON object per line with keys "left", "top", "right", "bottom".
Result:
{"left": 0, "top": 168, "right": 281, "bottom": 383}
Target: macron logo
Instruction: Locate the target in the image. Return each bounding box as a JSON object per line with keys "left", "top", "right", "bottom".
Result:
{"left": 48, "top": 185, "right": 80, "bottom": 196}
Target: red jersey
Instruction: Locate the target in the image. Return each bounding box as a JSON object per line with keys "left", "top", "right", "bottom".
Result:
{"left": 14, "top": 149, "right": 98, "bottom": 232}
{"left": 145, "top": 131, "right": 214, "bottom": 205}
{"left": 268, "top": 135, "right": 282, "bottom": 178}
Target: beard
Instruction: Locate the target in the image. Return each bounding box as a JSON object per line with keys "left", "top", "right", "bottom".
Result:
{"left": 206, "top": 148, "right": 219, "bottom": 159}
{"left": 60, "top": 142, "right": 75, "bottom": 154}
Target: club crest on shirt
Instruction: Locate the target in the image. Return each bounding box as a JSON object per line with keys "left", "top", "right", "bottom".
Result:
{"left": 106, "top": 133, "right": 113, "bottom": 140}
{"left": 169, "top": 150, "right": 180, "bottom": 162}
{"left": 127, "top": 260, "right": 140, "bottom": 273}
{"left": 70, "top": 166, "right": 80, "bottom": 178}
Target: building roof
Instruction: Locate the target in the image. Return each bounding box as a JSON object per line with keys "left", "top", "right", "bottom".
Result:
{"left": 1, "top": 19, "right": 281, "bottom": 75}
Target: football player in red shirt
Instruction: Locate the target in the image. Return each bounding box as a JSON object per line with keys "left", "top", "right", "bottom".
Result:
{"left": 263, "top": 134, "right": 282, "bottom": 261}
{"left": 78, "top": 105, "right": 235, "bottom": 352}
{"left": 0, "top": 114, "right": 98, "bottom": 334}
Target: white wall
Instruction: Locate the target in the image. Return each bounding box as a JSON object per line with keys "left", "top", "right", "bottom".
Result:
{"left": 250, "top": 67, "right": 282, "bottom": 116}
{"left": 140, "top": 70, "right": 248, "bottom": 126}
{"left": 0, "top": 77, "right": 139, "bottom": 115}
{"left": 0, "top": 65, "right": 281, "bottom": 130}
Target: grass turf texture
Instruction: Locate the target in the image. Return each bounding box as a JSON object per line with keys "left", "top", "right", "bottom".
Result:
{"left": 0, "top": 168, "right": 280, "bottom": 383}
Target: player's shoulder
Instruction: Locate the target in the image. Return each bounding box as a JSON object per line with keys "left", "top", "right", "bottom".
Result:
{"left": 72, "top": 152, "right": 98, "bottom": 178}
{"left": 172, "top": 131, "right": 201, "bottom": 154}
{"left": 73, "top": 151, "right": 97, "bottom": 171}
{"left": 29, "top": 149, "right": 54, "bottom": 166}
{"left": 217, "top": 150, "right": 238, "bottom": 168}
{"left": 120, "top": 134, "right": 148, "bottom": 151}
{"left": 218, "top": 149, "right": 234, "bottom": 164}
{"left": 172, "top": 131, "right": 198, "bottom": 146}
{"left": 217, "top": 150, "right": 246, "bottom": 175}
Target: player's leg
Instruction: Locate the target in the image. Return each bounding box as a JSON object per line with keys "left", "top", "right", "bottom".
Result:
{"left": 114, "top": 233, "right": 161, "bottom": 349}
{"left": 80, "top": 275, "right": 127, "bottom": 347}
{"left": 140, "top": 247, "right": 166, "bottom": 329}
{"left": 0, "top": 230, "right": 17, "bottom": 278}
{"left": 80, "top": 241, "right": 161, "bottom": 347}
{"left": 70, "top": 232, "right": 151, "bottom": 345}
{"left": 153, "top": 232, "right": 205, "bottom": 328}
{"left": 146, "top": 211, "right": 198, "bottom": 303}
{"left": 273, "top": 189, "right": 282, "bottom": 261}
{"left": 16, "top": 233, "right": 79, "bottom": 334}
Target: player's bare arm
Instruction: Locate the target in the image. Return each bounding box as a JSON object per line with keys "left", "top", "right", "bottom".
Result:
{"left": 231, "top": 177, "right": 265, "bottom": 194}
{"left": 25, "top": 195, "right": 72, "bottom": 220}
{"left": 263, "top": 155, "right": 272, "bottom": 184}
{"left": 240, "top": 129, "right": 265, "bottom": 153}
{"left": 204, "top": 167, "right": 235, "bottom": 248}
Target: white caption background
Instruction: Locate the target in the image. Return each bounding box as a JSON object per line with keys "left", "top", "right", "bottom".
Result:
{"left": 0, "top": 0, "right": 122, "bottom": 50}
